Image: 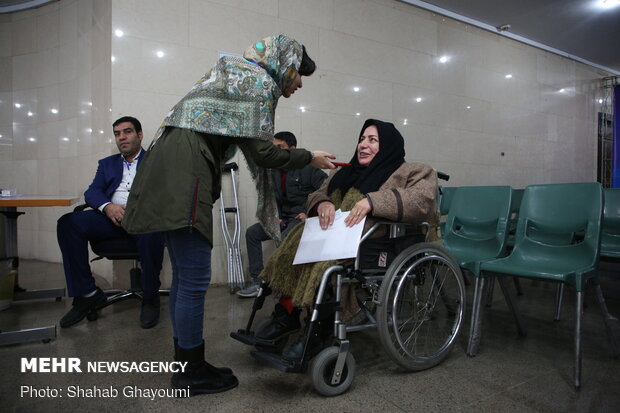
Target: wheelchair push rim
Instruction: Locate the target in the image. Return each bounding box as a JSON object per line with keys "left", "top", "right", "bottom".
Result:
{"left": 377, "top": 242, "right": 466, "bottom": 371}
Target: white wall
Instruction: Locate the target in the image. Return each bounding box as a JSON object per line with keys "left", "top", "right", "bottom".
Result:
{"left": 110, "top": 0, "right": 609, "bottom": 284}
{"left": 1, "top": 0, "right": 611, "bottom": 286}
{"left": 0, "top": 0, "right": 114, "bottom": 281}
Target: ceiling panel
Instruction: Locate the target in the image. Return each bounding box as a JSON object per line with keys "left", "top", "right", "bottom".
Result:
{"left": 403, "top": 0, "right": 620, "bottom": 73}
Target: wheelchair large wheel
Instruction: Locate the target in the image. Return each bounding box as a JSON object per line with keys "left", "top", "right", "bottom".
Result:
{"left": 310, "top": 346, "right": 356, "bottom": 397}
{"left": 377, "top": 242, "right": 465, "bottom": 371}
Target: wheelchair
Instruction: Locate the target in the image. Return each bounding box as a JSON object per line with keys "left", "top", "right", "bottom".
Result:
{"left": 231, "top": 219, "right": 466, "bottom": 396}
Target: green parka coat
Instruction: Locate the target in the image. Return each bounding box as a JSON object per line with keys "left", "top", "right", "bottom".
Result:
{"left": 122, "top": 35, "right": 313, "bottom": 245}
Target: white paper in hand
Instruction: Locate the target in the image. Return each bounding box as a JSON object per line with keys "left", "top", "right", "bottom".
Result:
{"left": 293, "top": 209, "right": 366, "bottom": 265}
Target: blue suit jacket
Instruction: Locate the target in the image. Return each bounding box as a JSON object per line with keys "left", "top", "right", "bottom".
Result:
{"left": 84, "top": 149, "right": 144, "bottom": 210}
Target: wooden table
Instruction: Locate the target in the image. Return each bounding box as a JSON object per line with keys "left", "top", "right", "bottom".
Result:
{"left": 0, "top": 195, "right": 79, "bottom": 345}
{"left": 0, "top": 196, "right": 80, "bottom": 208}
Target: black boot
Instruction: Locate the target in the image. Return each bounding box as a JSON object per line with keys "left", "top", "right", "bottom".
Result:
{"left": 171, "top": 342, "right": 238, "bottom": 396}
{"left": 173, "top": 338, "right": 233, "bottom": 375}
{"left": 255, "top": 304, "right": 301, "bottom": 343}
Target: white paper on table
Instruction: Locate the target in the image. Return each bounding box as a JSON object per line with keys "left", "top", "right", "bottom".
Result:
{"left": 293, "top": 209, "right": 366, "bottom": 265}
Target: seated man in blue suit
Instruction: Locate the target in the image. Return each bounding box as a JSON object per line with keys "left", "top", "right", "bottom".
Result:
{"left": 57, "top": 116, "right": 165, "bottom": 329}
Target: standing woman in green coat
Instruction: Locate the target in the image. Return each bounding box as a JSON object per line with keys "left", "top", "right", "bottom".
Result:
{"left": 123, "top": 35, "right": 335, "bottom": 396}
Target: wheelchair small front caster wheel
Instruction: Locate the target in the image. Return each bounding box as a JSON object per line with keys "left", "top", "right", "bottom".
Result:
{"left": 86, "top": 311, "right": 98, "bottom": 321}
{"left": 310, "top": 346, "right": 355, "bottom": 396}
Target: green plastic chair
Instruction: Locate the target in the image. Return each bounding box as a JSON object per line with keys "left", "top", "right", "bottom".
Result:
{"left": 442, "top": 186, "right": 512, "bottom": 274}
{"left": 438, "top": 186, "right": 458, "bottom": 237}
{"left": 486, "top": 188, "right": 526, "bottom": 302}
{"left": 556, "top": 187, "right": 620, "bottom": 320}
{"left": 441, "top": 186, "right": 522, "bottom": 355}
{"left": 475, "top": 182, "right": 618, "bottom": 390}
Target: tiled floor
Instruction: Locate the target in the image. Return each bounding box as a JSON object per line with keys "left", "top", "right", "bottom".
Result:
{"left": 1, "top": 260, "right": 619, "bottom": 412}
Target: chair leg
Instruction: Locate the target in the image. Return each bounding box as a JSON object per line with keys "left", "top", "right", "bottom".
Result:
{"left": 467, "top": 277, "right": 486, "bottom": 357}
{"left": 496, "top": 276, "right": 526, "bottom": 336}
{"left": 485, "top": 276, "right": 495, "bottom": 307}
{"left": 593, "top": 283, "right": 619, "bottom": 358}
{"left": 574, "top": 291, "right": 583, "bottom": 390}
{"left": 554, "top": 283, "right": 564, "bottom": 321}
{"left": 513, "top": 277, "right": 524, "bottom": 296}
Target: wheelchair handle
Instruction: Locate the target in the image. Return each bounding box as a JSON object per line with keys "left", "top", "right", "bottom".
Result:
{"left": 437, "top": 171, "right": 450, "bottom": 181}
{"left": 222, "top": 162, "right": 239, "bottom": 172}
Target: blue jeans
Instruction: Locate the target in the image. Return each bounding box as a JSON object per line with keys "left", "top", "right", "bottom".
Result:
{"left": 165, "top": 228, "right": 212, "bottom": 349}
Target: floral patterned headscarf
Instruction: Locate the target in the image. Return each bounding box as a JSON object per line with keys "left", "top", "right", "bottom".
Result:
{"left": 243, "top": 35, "right": 303, "bottom": 96}
{"left": 150, "top": 34, "right": 307, "bottom": 244}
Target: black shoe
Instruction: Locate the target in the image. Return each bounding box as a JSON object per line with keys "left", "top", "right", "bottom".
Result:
{"left": 140, "top": 296, "right": 160, "bottom": 329}
{"left": 60, "top": 288, "right": 107, "bottom": 328}
{"left": 173, "top": 338, "right": 232, "bottom": 376}
{"left": 171, "top": 343, "right": 238, "bottom": 396}
{"left": 282, "top": 337, "right": 305, "bottom": 362}
{"left": 255, "top": 304, "right": 301, "bottom": 343}
{"left": 282, "top": 317, "right": 333, "bottom": 362}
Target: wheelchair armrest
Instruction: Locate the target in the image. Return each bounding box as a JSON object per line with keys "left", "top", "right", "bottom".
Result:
{"left": 354, "top": 221, "right": 430, "bottom": 271}
{"left": 363, "top": 221, "right": 427, "bottom": 241}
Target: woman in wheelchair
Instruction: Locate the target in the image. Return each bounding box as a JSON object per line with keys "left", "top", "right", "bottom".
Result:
{"left": 250, "top": 118, "right": 440, "bottom": 359}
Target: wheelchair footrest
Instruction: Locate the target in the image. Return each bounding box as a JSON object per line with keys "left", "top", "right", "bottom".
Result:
{"left": 250, "top": 350, "right": 305, "bottom": 373}
{"left": 230, "top": 329, "right": 259, "bottom": 346}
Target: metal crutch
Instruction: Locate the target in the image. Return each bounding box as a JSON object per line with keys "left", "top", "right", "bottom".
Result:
{"left": 220, "top": 162, "right": 245, "bottom": 292}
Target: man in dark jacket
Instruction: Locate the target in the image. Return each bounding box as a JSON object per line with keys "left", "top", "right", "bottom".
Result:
{"left": 56, "top": 116, "right": 164, "bottom": 329}
{"left": 238, "top": 131, "right": 327, "bottom": 297}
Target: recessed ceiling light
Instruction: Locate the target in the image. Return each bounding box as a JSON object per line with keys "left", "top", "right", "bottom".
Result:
{"left": 111, "top": 56, "right": 116, "bottom": 62}
{"left": 598, "top": 98, "right": 604, "bottom": 104}
{"left": 114, "top": 29, "right": 124, "bottom": 37}
{"left": 61, "top": 137, "right": 69, "bottom": 142}
{"left": 353, "top": 87, "right": 360, "bottom": 92}
{"left": 355, "top": 112, "right": 361, "bottom": 116}
{"left": 505, "top": 74, "right": 513, "bottom": 79}
{"left": 28, "top": 137, "right": 36, "bottom": 142}
{"left": 403, "top": 119, "right": 408, "bottom": 125}
{"left": 597, "top": 0, "right": 620, "bottom": 9}
{"left": 50, "top": 108, "right": 58, "bottom": 114}
{"left": 415, "top": 97, "right": 423, "bottom": 103}
{"left": 15, "top": 103, "right": 21, "bottom": 108}
{"left": 27, "top": 111, "right": 33, "bottom": 116}
{"left": 156, "top": 50, "right": 165, "bottom": 58}
{"left": 439, "top": 56, "right": 449, "bottom": 63}
{"left": 299, "top": 106, "right": 306, "bottom": 112}
{"left": 559, "top": 88, "right": 565, "bottom": 93}
{"left": 466, "top": 106, "right": 471, "bottom": 109}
